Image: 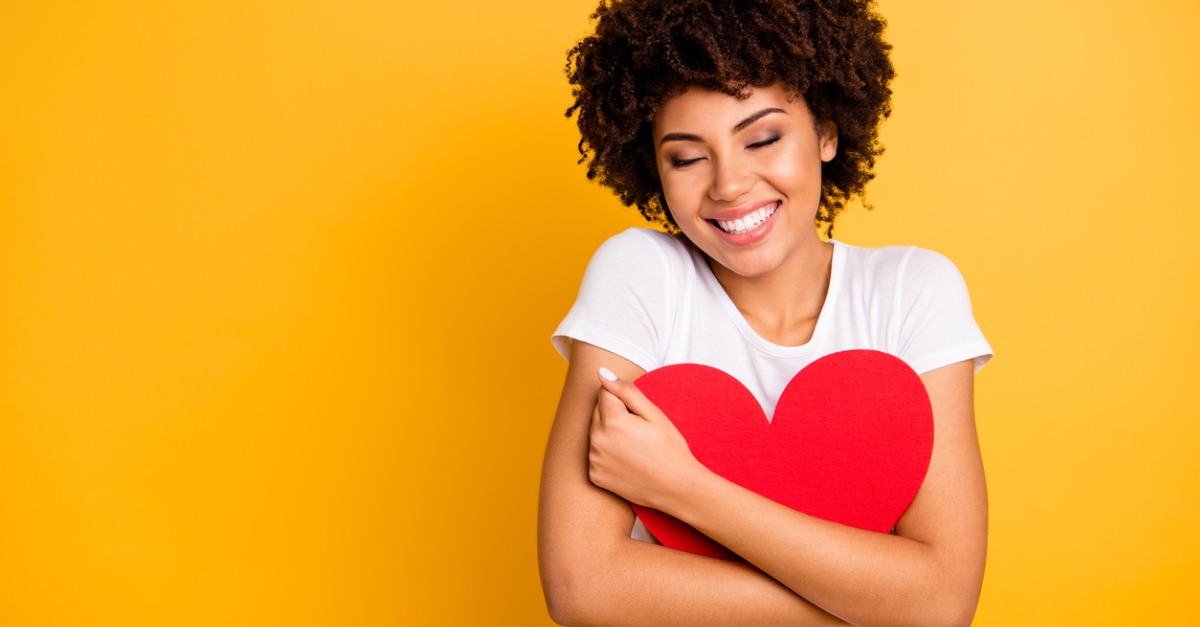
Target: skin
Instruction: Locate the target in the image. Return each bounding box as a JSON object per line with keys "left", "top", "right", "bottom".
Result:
{"left": 539, "top": 84, "right": 987, "bottom": 626}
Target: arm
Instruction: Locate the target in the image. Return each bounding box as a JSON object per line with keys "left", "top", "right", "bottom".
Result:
{"left": 538, "top": 339, "right": 848, "bottom": 626}
{"left": 590, "top": 360, "right": 986, "bottom": 627}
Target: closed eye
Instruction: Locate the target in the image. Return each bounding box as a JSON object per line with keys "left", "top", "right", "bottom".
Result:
{"left": 671, "top": 157, "right": 704, "bottom": 168}
{"left": 748, "top": 135, "right": 781, "bottom": 150}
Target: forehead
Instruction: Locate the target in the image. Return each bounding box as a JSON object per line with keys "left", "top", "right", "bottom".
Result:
{"left": 652, "top": 84, "right": 810, "bottom": 136}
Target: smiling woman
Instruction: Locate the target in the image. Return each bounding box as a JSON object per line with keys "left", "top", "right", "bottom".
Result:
{"left": 539, "top": 1, "right": 992, "bottom": 626}
{"left": 564, "top": 0, "right": 894, "bottom": 237}
{"left": 654, "top": 85, "right": 836, "bottom": 285}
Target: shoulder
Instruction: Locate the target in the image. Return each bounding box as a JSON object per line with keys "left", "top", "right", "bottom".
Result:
{"left": 835, "top": 241, "right": 967, "bottom": 292}
{"left": 582, "top": 228, "right": 698, "bottom": 285}
{"left": 835, "top": 241, "right": 955, "bottom": 272}
{"left": 555, "top": 228, "right": 693, "bottom": 370}
{"left": 592, "top": 227, "right": 693, "bottom": 265}
{"left": 834, "top": 242, "right": 990, "bottom": 372}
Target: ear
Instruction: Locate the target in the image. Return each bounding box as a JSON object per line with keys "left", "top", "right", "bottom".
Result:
{"left": 818, "top": 121, "right": 838, "bottom": 162}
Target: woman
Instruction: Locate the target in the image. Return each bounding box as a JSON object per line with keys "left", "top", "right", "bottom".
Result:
{"left": 539, "top": 1, "right": 992, "bottom": 624}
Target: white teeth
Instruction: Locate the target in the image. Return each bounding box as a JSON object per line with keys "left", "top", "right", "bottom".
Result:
{"left": 716, "top": 203, "right": 777, "bottom": 234}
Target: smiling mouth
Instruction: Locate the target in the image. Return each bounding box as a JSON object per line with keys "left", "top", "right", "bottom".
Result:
{"left": 711, "top": 203, "right": 779, "bottom": 235}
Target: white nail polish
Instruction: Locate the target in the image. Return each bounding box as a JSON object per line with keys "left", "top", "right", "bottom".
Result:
{"left": 598, "top": 366, "right": 618, "bottom": 382}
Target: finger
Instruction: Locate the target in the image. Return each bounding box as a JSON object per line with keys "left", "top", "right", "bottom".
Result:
{"left": 587, "top": 404, "right": 606, "bottom": 489}
{"left": 597, "top": 367, "right": 661, "bottom": 422}
{"left": 595, "top": 388, "right": 628, "bottom": 423}
{"left": 592, "top": 389, "right": 627, "bottom": 437}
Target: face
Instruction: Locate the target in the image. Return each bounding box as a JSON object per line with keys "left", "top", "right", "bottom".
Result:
{"left": 653, "top": 84, "right": 838, "bottom": 280}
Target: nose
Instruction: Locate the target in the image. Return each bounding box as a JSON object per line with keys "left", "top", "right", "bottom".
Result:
{"left": 707, "top": 153, "right": 754, "bottom": 202}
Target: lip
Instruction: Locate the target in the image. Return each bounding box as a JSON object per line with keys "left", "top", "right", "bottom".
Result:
{"left": 704, "top": 200, "right": 780, "bottom": 223}
{"left": 706, "top": 201, "right": 780, "bottom": 247}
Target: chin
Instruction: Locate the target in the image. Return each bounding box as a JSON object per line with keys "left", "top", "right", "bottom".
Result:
{"left": 711, "top": 250, "right": 785, "bottom": 279}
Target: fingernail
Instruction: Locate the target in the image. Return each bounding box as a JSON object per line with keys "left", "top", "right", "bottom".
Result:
{"left": 598, "top": 366, "right": 618, "bottom": 382}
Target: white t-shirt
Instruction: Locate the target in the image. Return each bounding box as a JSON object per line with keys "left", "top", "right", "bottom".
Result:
{"left": 553, "top": 228, "right": 992, "bottom": 418}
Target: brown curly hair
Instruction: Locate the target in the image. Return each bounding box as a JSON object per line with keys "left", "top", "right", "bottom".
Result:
{"left": 566, "top": 0, "right": 895, "bottom": 235}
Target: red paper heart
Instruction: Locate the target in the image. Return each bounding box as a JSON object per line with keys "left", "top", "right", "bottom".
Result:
{"left": 631, "top": 349, "right": 933, "bottom": 560}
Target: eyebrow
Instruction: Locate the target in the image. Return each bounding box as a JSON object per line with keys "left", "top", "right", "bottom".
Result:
{"left": 659, "top": 107, "right": 787, "bottom": 146}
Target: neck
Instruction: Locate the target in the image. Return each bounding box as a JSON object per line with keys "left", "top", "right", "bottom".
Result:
{"left": 709, "top": 238, "right": 834, "bottom": 347}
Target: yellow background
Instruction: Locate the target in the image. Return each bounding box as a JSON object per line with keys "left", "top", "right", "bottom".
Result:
{"left": 1, "top": 0, "right": 1196, "bottom": 624}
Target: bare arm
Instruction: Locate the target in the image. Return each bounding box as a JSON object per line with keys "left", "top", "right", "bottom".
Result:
{"left": 590, "top": 360, "right": 987, "bottom": 627}
{"left": 538, "top": 340, "right": 847, "bottom": 626}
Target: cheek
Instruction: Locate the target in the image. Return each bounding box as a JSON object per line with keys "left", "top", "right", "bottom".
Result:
{"left": 659, "top": 173, "right": 702, "bottom": 216}
{"left": 768, "top": 150, "right": 823, "bottom": 194}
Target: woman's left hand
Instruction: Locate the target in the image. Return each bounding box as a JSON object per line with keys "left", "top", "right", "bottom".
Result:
{"left": 587, "top": 367, "right": 705, "bottom": 511}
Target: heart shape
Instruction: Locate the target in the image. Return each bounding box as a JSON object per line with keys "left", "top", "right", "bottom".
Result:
{"left": 631, "top": 349, "right": 933, "bottom": 560}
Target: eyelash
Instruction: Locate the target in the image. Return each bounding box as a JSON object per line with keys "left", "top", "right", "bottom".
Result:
{"left": 749, "top": 135, "right": 781, "bottom": 149}
{"left": 670, "top": 135, "right": 782, "bottom": 168}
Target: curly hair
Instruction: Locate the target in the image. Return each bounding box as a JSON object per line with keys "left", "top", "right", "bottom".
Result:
{"left": 565, "top": 0, "right": 895, "bottom": 235}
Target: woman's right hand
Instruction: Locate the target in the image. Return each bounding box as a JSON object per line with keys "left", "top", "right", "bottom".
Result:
{"left": 587, "top": 369, "right": 706, "bottom": 514}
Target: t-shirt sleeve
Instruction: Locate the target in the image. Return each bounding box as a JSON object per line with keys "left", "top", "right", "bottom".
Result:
{"left": 551, "top": 229, "right": 674, "bottom": 371}
{"left": 895, "top": 248, "right": 993, "bottom": 374}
